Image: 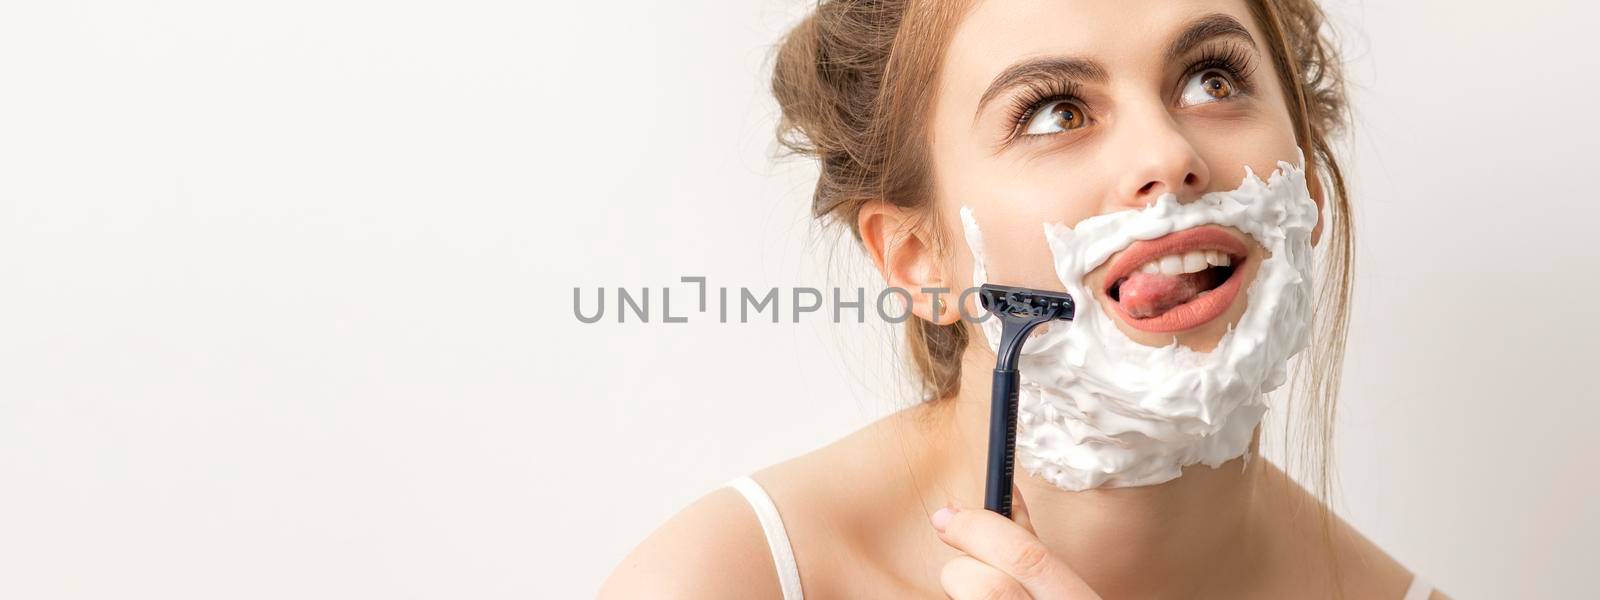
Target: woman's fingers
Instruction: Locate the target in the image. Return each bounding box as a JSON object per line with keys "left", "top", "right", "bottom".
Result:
{"left": 932, "top": 505, "right": 1101, "bottom": 600}
{"left": 1010, "top": 482, "right": 1035, "bottom": 534}
{"left": 940, "top": 555, "right": 1031, "bottom": 600}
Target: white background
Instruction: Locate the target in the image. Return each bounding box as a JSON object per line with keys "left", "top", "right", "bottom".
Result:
{"left": 2, "top": 1, "right": 1595, "bottom": 598}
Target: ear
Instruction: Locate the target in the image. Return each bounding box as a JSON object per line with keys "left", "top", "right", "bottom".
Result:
{"left": 1305, "top": 161, "right": 1326, "bottom": 246}
{"left": 858, "top": 199, "right": 961, "bottom": 326}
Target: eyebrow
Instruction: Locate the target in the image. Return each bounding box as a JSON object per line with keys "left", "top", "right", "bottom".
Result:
{"left": 974, "top": 57, "right": 1107, "bottom": 121}
{"left": 1164, "top": 13, "right": 1257, "bottom": 65}
{"left": 972, "top": 12, "right": 1259, "bottom": 121}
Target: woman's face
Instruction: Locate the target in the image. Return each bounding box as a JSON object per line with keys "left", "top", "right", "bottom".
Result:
{"left": 932, "top": 0, "right": 1317, "bottom": 351}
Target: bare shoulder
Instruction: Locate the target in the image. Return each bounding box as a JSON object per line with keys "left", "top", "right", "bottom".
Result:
{"left": 601, "top": 405, "right": 937, "bottom": 599}
{"left": 739, "top": 406, "right": 948, "bottom": 595}
{"left": 1256, "top": 463, "right": 1439, "bottom": 599}
{"left": 1327, "top": 514, "right": 1451, "bottom": 600}
{"left": 598, "top": 484, "right": 782, "bottom": 600}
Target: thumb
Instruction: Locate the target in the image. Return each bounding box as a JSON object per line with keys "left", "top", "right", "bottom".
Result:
{"left": 1010, "top": 482, "right": 1037, "bottom": 535}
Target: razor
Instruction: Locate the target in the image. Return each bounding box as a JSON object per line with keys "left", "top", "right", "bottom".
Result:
{"left": 977, "top": 283, "right": 1075, "bottom": 518}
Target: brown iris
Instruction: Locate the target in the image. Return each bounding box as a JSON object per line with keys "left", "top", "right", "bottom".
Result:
{"left": 1048, "top": 101, "right": 1087, "bottom": 130}
{"left": 1201, "top": 71, "right": 1233, "bottom": 99}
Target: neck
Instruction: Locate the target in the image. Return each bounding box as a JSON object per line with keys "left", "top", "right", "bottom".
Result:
{"left": 916, "top": 349, "right": 1275, "bottom": 597}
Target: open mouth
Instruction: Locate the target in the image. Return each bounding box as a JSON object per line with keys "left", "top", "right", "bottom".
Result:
{"left": 1102, "top": 226, "right": 1250, "bottom": 333}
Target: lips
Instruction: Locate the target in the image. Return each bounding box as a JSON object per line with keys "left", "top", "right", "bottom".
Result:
{"left": 1102, "top": 226, "right": 1250, "bottom": 333}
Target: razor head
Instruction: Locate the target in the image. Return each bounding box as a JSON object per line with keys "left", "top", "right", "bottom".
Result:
{"left": 979, "top": 284, "right": 1074, "bottom": 371}
{"left": 978, "top": 284, "right": 1075, "bottom": 322}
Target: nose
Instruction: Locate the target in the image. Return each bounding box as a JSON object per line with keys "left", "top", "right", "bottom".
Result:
{"left": 1112, "top": 110, "right": 1210, "bottom": 209}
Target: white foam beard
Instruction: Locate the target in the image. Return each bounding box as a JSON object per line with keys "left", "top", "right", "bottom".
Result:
{"left": 960, "top": 154, "right": 1318, "bottom": 491}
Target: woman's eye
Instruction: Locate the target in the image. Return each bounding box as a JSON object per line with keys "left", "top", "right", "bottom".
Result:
{"left": 1179, "top": 69, "right": 1236, "bottom": 106}
{"left": 1022, "top": 99, "right": 1089, "bottom": 136}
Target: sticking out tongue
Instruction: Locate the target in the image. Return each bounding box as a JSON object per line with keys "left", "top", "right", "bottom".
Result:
{"left": 1116, "top": 269, "right": 1230, "bottom": 319}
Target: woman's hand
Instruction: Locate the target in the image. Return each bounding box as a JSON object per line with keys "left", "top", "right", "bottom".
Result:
{"left": 930, "top": 485, "right": 1101, "bottom": 599}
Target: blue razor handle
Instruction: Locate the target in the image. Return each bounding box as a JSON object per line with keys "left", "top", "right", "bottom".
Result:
{"left": 977, "top": 284, "right": 1074, "bottom": 518}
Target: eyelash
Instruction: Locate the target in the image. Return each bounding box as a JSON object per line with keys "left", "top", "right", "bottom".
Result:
{"left": 1003, "top": 79, "right": 1084, "bottom": 140}
{"left": 1004, "top": 44, "right": 1260, "bottom": 141}
{"left": 1182, "top": 43, "right": 1258, "bottom": 97}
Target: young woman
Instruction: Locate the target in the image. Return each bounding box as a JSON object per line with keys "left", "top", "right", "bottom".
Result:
{"left": 602, "top": 0, "right": 1446, "bottom": 598}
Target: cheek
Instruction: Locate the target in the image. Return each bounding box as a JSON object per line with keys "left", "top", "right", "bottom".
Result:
{"left": 1189, "top": 112, "right": 1303, "bottom": 188}
{"left": 937, "top": 166, "right": 1105, "bottom": 295}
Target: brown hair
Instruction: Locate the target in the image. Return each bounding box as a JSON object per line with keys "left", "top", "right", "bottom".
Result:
{"left": 771, "top": 0, "right": 976, "bottom": 401}
{"left": 771, "top": 0, "right": 1352, "bottom": 526}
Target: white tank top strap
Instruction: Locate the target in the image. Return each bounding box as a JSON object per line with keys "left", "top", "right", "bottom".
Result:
{"left": 725, "top": 475, "right": 805, "bottom": 600}
{"left": 1403, "top": 574, "right": 1433, "bottom": 600}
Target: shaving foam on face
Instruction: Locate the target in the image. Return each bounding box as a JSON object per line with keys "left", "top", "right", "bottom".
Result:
{"left": 960, "top": 154, "right": 1318, "bottom": 490}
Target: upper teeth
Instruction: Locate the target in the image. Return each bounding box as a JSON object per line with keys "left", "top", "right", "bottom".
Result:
{"left": 1138, "top": 250, "right": 1231, "bottom": 276}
